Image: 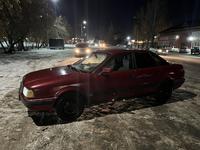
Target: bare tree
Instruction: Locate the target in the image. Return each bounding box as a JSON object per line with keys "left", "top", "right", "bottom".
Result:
{"left": 134, "top": 0, "right": 170, "bottom": 48}
{"left": 29, "top": 1, "right": 55, "bottom": 49}
{"left": 0, "top": 0, "right": 55, "bottom": 53}
{"left": 106, "top": 22, "right": 115, "bottom": 44}
{"left": 48, "top": 16, "right": 71, "bottom": 39}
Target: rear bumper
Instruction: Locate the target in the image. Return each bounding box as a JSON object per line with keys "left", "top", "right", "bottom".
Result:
{"left": 173, "top": 78, "right": 185, "bottom": 89}
{"left": 75, "top": 53, "right": 87, "bottom": 57}
{"left": 191, "top": 50, "right": 200, "bottom": 54}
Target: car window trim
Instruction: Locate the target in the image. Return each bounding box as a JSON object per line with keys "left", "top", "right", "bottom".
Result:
{"left": 132, "top": 52, "right": 137, "bottom": 69}
{"left": 92, "top": 53, "right": 112, "bottom": 73}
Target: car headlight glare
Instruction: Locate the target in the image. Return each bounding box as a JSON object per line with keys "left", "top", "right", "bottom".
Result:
{"left": 23, "top": 87, "right": 34, "bottom": 98}
{"left": 158, "top": 49, "right": 162, "bottom": 53}
{"left": 86, "top": 48, "right": 91, "bottom": 53}
{"left": 75, "top": 48, "right": 80, "bottom": 53}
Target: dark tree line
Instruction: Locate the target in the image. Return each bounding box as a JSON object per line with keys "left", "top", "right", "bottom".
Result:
{"left": 0, "top": 0, "right": 71, "bottom": 54}
{"left": 133, "top": 0, "right": 171, "bottom": 48}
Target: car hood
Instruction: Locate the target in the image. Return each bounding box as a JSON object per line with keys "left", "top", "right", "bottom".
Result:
{"left": 23, "top": 66, "right": 80, "bottom": 88}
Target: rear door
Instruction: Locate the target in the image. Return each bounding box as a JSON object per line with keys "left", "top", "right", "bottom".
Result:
{"left": 130, "top": 51, "right": 164, "bottom": 96}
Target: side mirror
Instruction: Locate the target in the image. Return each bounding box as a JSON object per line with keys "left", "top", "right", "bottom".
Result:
{"left": 101, "top": 67, "right": 112, "bottom": 76}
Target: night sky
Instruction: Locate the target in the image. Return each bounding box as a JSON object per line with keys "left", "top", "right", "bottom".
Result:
{"left": 57, "top": 0, "right": 200, "bottom": 38}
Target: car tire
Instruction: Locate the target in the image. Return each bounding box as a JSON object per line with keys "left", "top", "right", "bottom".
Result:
{"left": 56, "top": 93, "right": 85, "bottom": 121}
{"left": 155, "top": 81, "right": 173, "bottom": 104}
{"left": 30, "top": 114, "right": 46, "bottom": 126}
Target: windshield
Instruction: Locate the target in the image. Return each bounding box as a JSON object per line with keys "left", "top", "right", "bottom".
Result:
{"left": 76, "top": 43, "right": 89, "bottom": 48}
{"left": 73, "top": 53, "right": 108, "bottom": 72}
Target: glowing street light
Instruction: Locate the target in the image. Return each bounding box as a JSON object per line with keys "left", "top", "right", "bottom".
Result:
{"left": 126, "top": 36, "right": 131, "bottom": 41}
{"left": 188, "top": 36, "right": 195, "bottom": 41}
{"left": 131, "top": 39, "right": 136, "bottom": 43}
{"left": 81, "top": 20, "right": 88, "bottom": 41}
{"left": 83, "top": 20, "right": 87, "bottom": 25}
{"left": 51, "top": 0, "right": 59, "bottom": 3}
{"left": 175, "top": 35, "right": 180, "bottom": 40}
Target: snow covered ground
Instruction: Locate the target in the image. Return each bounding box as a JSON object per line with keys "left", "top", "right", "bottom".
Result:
{"left": 0, "top": 48, "right": 77, "bottom": 99}
{"left": 0, "top": 49, "right": 199, "bottom": 150}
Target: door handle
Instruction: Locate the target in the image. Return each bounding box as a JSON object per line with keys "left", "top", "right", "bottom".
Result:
{"left": 137, "top": 74, "right": 153, "bottom": 79}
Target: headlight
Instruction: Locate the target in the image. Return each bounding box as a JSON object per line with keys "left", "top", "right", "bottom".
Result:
{"left": 166, "top": 50, "right": 169, "bottom": 53}
{"left": 158, "top": 49, "right": 162, "bottom": 53}
{"left": 75, "top": 48, "right": 80, "bottom": 53}
{"left": 23, "top": 87, "right": 34, "bottom": 98}
{"left": 86, "top": 48, "right": 91, "bottom": 53}
{"left": 100, "top": 43, "right": 106, "bottom": 48}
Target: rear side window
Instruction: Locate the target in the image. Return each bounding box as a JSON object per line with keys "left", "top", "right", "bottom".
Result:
{"left": 105, "top": 53, "right": 133, "bottom": 71}
{"left": 134, "top": 52, "right": 157, "bottom": 68}
{"left": 149, "top": 52, "right": 169, "bottom": 66}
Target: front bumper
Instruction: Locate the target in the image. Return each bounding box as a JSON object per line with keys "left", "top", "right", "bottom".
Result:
{"left": 74, "top": 48, "right": 91, "bottom": 57}
{"left": 19, "top": 84, "right": 56, "bottom": 112}
{"left": 75, "top": 53, "right": 87, "bottom": 57}
{"left": 20, "top": 95, "right": 55, "bottom": 112}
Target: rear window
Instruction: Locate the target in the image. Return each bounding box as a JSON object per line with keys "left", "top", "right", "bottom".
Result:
{"left": 149, "top": 52, "right": 169, "bottom": 66}
{"left": 135, "top": 52, "right": 168, "bottom": 69}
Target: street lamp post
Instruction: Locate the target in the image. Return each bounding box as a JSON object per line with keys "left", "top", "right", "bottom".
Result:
{"left": 188, "top": 36, "right": 195, "bottom": 49}
{"left": 81, "top": 20, "right": 88, "bottom": 42}
{"left": 126, "top": 36, "right": 131, "bottom": 48}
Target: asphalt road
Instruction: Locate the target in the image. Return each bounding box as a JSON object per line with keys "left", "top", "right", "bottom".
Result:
{"left": 162, "top": 54, "right": 200, "bottom": 65}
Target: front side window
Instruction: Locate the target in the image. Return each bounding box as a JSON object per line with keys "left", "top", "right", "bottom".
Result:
{"left": 105, "top": 54, "right": 133, "bottom": 71}
{"left": 73, "top": 53, "right": 108, "bottom": 72}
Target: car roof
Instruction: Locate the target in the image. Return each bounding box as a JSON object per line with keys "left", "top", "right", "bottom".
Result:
{"left": 95, "top": 49, "right": 148, "bottom": 56}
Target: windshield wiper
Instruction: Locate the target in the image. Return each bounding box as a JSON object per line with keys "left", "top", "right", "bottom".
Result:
{"left": 67, "top": 65, "right": 86, "bottom": 73}
{"left": 67, "top": 65, "right": 77, "bottom": 71}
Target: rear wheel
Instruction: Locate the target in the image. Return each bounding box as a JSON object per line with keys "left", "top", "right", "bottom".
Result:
{"left": 155, "top": 82, "right": 173, "bottom": 104}
{"left": 56, "top": 93, "right": 85, "bottom": 121}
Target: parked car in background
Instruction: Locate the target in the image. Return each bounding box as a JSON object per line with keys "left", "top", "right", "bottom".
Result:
{"left": 149, "top": 47, "right": 158, "bottom": 53}
{"left": 99, "top": 40, "right": 107, "bottom": 48}
{"left": 179, "top": 47, "right": 188, "bottom": 53}
{"left": 191, "top": 47, "right": 200, "bottom": 55}
{"left": 150, "top": 47, "right": 169, "bottom": 55}
{"left": 117, "top": 44, "right": 128, "bottom": 48}
{"left": 171, "top": 47, "right": 180, "bottom": 53}
{"left": 74, "top": 43, "right": 92, "bottom": 57}
{"left": 19, "top": 49, "right": 185, "bottom": 121}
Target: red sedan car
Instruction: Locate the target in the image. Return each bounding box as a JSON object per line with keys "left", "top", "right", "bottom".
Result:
{"left": 19, "top": 49, "right": 185, "bottom": 121}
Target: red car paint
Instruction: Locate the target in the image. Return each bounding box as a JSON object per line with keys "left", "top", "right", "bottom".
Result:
{"left": 19, "top": 49, "right": 185, "bottom": 112}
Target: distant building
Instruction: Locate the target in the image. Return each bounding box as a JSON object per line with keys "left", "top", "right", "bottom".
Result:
{"left": 158, "top": 22, "right": 200, "bottom": 49}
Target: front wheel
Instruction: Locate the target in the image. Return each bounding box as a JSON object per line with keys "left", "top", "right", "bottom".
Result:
{"left": 155, "top": 82, "right": 173, "bottom": 104}
{"left": 56, "top": 93, "right": 85, "bottom": 121}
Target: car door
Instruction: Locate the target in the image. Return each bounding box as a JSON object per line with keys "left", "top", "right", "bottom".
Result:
{"left": 91, "top": 53, "right": 134, "bottom": 102}
{"left": 130, "top": 51, "right": 162, "bottom": 96}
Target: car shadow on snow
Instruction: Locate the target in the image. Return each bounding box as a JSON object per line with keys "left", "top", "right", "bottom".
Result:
{"left": 24, "top": 89, "right": 197, "bottom": 126}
